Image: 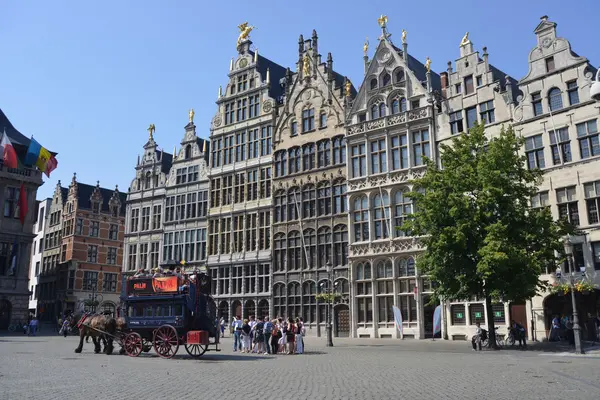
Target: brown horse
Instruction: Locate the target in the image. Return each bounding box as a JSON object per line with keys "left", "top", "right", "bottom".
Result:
{"left": 74, "top": 314, "right": 118, "bottom": 354}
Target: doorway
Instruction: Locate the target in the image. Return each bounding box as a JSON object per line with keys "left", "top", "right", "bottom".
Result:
{"left": 0, "top": 300, "right": 11, "bottom": 330}
{"left": 422, "top": 296, "right": 438, "bottom": 338}
{"left": 510, "top": 302, "right": 528, "bottom": 334}
{"left": 334, "top": 304, "right": 350, "bottom": 337}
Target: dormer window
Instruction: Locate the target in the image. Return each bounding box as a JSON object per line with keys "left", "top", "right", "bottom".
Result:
{"left": 185, "top": 145, "right": 192, "bottom": 159}
{"left": 111, "top": 205, "right": 119, "bottom": 218}
{"left": 382, "top": 73, "right": 391, "bottom": 87}
{"left": 395, "top": 69, "right": 404, "bottom": 83}
{"left": 145, "top": 172, "right": 152, "bottom": 190}
{"left": 370, "top": 79, "right": 378, "bottom": 90}
{"left": 92, "top": 201, "right": 100, "bottom": 214}
{"left": 545, "top": 57, "right": 555, "bottom": 73}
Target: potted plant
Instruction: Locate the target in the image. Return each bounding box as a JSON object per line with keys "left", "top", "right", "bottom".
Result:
{"left": 574, "top": 281, "right": 596, "bottom": 295}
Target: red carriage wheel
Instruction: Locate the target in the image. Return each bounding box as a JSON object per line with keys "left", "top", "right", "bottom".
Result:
{"left": 184, "top": 344, "right": 207, "bottom": 358}
{"left": 153, "top": 325, "right": 179, "bottom": 359}
{"left": 124, "top": 332, "right": 143, "bottom": 357}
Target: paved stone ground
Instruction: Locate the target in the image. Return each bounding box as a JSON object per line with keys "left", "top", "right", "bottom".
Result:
{"left": 1, "top": 331, "right": 599, "bottom": 400}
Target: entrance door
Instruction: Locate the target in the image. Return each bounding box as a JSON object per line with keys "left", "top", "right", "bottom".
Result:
{"left": 422, "top": 296, "right": 437, "bottom": 338}
{"left": 510, "top": 302, "right": 528, "bottom": 334}
{"left": 0, "top": 300, "right": 11, "bottom": 330}
{"left": 334, "top": 305, "right": 350, "bottom": 337}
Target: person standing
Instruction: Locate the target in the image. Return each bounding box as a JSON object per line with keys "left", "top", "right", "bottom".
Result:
{"left": 231, "top": 316, "right": 243, "bottom": 351}
{"left": 295, "top": 318, "right": 304, "bottom": 354}
{"left": 471, "top": 322, "right": 483, "bottom": 351}
{"left": 219, "top": 317, "right": 226, "bottom": 338}
{"left": 241, "top": 319, "right": 251, "bottom": 353}
{"left": 262, "top": 317, "right": 273, "bottom": 355}
{"left": 28, "top": 317, "right": 39, "bottom": 336}
{"left": 270, "top": 319, "right": 279, "bottom": 355}
{"left": 511, "top": 320, "right": 527, "bottom": 349}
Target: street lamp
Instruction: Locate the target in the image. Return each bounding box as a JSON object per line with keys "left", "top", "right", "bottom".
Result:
{"left": 557, "top": 236, "right": 585, "bottom": 354}
{"left": 326, "top": 261, "right": 334, "bottom": 347}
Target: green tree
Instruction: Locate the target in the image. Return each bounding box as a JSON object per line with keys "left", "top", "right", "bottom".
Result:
{"left": 404, "top": 124, "right": 568, "bottom": 348}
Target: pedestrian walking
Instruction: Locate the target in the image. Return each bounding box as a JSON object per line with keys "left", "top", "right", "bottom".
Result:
{"left": 232, "top": 316, "right": 243, "bottom": 352}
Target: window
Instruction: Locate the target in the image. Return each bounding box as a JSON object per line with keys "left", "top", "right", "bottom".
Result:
{"left": 532, "top": 92, "right": 543, "bottom": 116}
{"left": 87, "top": 245, "right": 98, "bottom": 263}
{"left": 290, "top": 120, "right": 297, "bottom": 136}
{"left": 545, "top": 56, "right": 555, "bottom": 72}
{"left": 248, "top": 94, "right": 260, "bottom": 118}
{"left": 479, "top": 101, "right": 495, "bottom": 124}
{"left": 584, "top": 181, "right": 600, "bottom": 225}
{"left": 464, "top": 75, "right": 474, "bottom": 95}
{"left": 465, "top": 106, "right": 477, "bottom": 130}
{"left": 391, "top": 97, "right": 407, "bottom": 114}
{"left": 530, "top": 191, "right": 550, "bottom": 209}
{"left": 89, "top": 221, "right": 99, "bottom": 237}
{"left": 567, "top": 80, "right": 579, "bottom": 106}
{"left": 92, "top": 201, "right": 100, "bottom": 214}
{"left": 333, "top": 225, "right": 348, "bottom": 267}
{"left": 247, "top": 129, "right": 258, "bottom": 160}
{"left": 303, "top": 229, "right": 317, "bottom": 270}
{"left": 525, "top": 135, "right": 545, "bottom": 169}
{"left": 302, "top": 108, "right": 315, "bottom": 132}
{"left": 317, "top": 184, "right": 331, "bottom": 216}
{"left": 382, "top": 73, "right": 391, "bottom": 86}
{"left": 274, "top": 191, "right": 286, "bottom": 223}
{"left": 3, "top": 187, "right": 19, "bottom": 218}
{"left": 68, "top": 270, "right": 75, "bottom": 290}
{"left": 83, "top": 271, "right": 98, "bottom": 291}
{"left": 127, "top": 244, "right": 137, "bottom": 271}
{"left": 351, "top": 144, "right": 366, "bottom": 177}
{"left": 357, "top": 297, "right": 373, "bottom": 323}
{"left": 333, "top": 181, "right": 347, "bottom": 214}
{"left": 353, "top": 196, "right": 369, "bottom": 242}
{"left": 273, "top": 233, "right": 286, "bottom": 272}
{"left": 320, "top": 113, "right": 327, "bottom": 128}
{"left": 556, "top": 186, "right": 579, "bottom": 226}
{"left": 449, "top": 111, "right": 464, "bottom": 134}
{"left": 287, "top": 231, "right": 302, "bottom": 271}
{"left": 391, "top": 134, "right": 408, "bottom": 170}
{"left": 370, "top": 78, "right": 377, "bottom": 90}
{"left": 395, "top": 69, "right": 404, "bottom": 82}
{"left": 450, "top": 304, "right": 466, "bottom": 325}
{"left": 130, "top": 209, "right": 139, "bottom": 233}
{"left": 548, "top": 88, "right": 563, "bottom": 111}
{"left": 332, "top": 137, "right": 346, "bottom": 165}
{"left": 411, "top": 100, "right": 420, "bottom": 110}
{"left": 592, "top": 242, "right": 600, "bottom": 270}
{"left": 107, "top": 247, "right": 117, "bottom": 265}
{"left": 175, "top": 168, "right": 187, "bottom": 185}
{"left": 102, "top": 273, "right": 118, "bottom": 292}
{"left": 370, "top": 139, "right": 387, "bottom": 174}
{"left": 236, "top": 98, "right": 247, "bottom": 121}
{"left": 302, "top": 281, "right": 317, "bottom": 323}
{"left": 469, "top": 304, "right": 485, "bottom": 324}
{"left": 152, "top": 205, "right": 161, "bottom": 230}
{"left": 394, "top": 190, "right": 412, "bottom": 237}
{"left": 288, "top": 148, "right": 301, "bottom": 175}
{"left": 61, "top": 244, "right": 67, "bottom": 262}
{"left": 302, "top": 143, "right": 315, "bottom": 171}
{"left": 302, "top": 185, "right": 316, "bottom": 218}
{"left": 287, "top": 187, "right": 300, "bottom": 221}
{"left": 577, "top": 120, "right": 599, "bottom": 159}
{"left": 373, "top": 194, "right": 390, "bottom": 240}
{"left": 260, "top": 126, "right": 272, "bottom": 156}
{"left": 141, "top": 207, "right": 150, "bottom": 231}
{"left": 412, "top": 129, "right": 430, "bottom": 166}
{"left": 549, "top": 128, "right": 572, "bottom": 164}
{"left": 455, "top": 83, "right": 462, "bottom": 95}
{"left": 317, "top": 140, "right": 331, "bottom": 168}
{"left": 476, "top": 75, "right": 483, "bottom": 87}
{"left": 35, "top": 261, "right": 40, "bottom": 276}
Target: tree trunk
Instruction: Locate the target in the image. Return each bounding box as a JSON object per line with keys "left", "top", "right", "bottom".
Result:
{"left": 485, "top": 295, "right": 498, "bottom": 349}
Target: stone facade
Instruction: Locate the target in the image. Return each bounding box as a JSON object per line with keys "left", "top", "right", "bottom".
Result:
{"left": 163, "top": 120, "right": 210, "bottom": 272}
{"left": 123, "top": 129, "right": 172, "bottom": 275}
{"left": 28, "top": 198, "right": 51, "bottom": 315}
{"left": 206, "top": 39, "right": 286, "bottom": 322}
{"left": 0, "top": 109, "right": 45, "bottom": 329}
{"left": 271, "top": 31, "right": 352, "bottom": 337}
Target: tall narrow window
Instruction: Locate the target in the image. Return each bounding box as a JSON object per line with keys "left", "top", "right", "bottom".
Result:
{"left": 548, "top": 88, "right": 563, "bottom": 111}
{"left": 545, "top": 56, "right": 555, "bottom": 72}
{"left": 370, "top": 139, "right": 387, "bottom": 174}
{"left": 373, "top": 193, "right": 390, "bottom": 240}
{"left": 353, "top": 196, "right": 369, "bottom": 242}
{"left": 479, "top": 101, "right": 495, "bottom": 124}
{"left": 532, "top": 92, "right": 543, "bottom": 116}
{"left": 302, "top": 185, "right": 316, "bottom": 218}
{"left": 549, "top": 128, "right": 572, "bottom": 164}
{"left": 464, "top": 75, "right": 474, "bottom": 95}
{"left": 302, "top": 143, "right": 315, "bottom": 171}
{"left": 556, "top": 186, "right": 579, "bottom": 226}
{"left": 351, "top": 144, "right": 366, "bottom": 177}
{"left": 567, "top": 81, "right": 579, "bottom": 106}
{"left": 525, "top": 135, "right": 545, "bottom": 169}
{"left": 391, "top": 134, "right": 408, "bottom": 170}
{"left": 302, "top": 108, "right": 315, "bottom": 132}
{"left": 394, "top": 190, "right": 412, "bottom": 237}
{"left": 449, "top": 111, "right": 464, "bottom": 134}
{"left": 576, "top": 120, "right": 599, "bottom": 159}
{"left": 584, "top": 181, "right": 600, "bottom": 225}
{"left": 317, "top": 140, "right": 331, "bottom": 168}
{"left": 465, "top": 107, "right": 477, "bottom": 130}
{"left": 412, "top": 130, "right": 430, "bottom": 166}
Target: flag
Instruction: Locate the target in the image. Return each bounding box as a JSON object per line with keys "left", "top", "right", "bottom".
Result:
{"left": 35, "top": 146, "right": 52, "bottom": 172}
{"left": 44, "top": 155, "right": 58, "bottom": 177}
{"left": 24, "top": 137, "right": 42, "bottom": 165}
{"left": 8, "top": 239, "right": 18, "bottom": 276}
{"left": 18, "top": 183, "right": 28, "bottom": 225}
{"left": 433, "top": 305, "right": 442, "bottom": 336}
{"left": 0, "top": 131, "right": 18, "bottom": 168}
{"left": 392, "top": 305, "right": 404, "bottom": 338}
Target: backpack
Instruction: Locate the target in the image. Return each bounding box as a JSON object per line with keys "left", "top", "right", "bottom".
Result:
{"left": 272, "top": 325, "right": 279, "bottom": 337}
{"left": 255, "top": 321, "right": 264, "bottom": 334}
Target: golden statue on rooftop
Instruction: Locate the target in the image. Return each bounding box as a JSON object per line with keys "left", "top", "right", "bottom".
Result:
{"left": 460, "top": 32, "right": 471, "bottom": 47}
{"left": 345, "top": 80, "right": 352, "bottom": 97}
{"left": 189, "top": 108, "right": 195, "bottom": 123}
{"left": 237, "top": 22, "right": 255, "bottom": 46}
{"left": 402, "top": 29, "right": 407, "bottom": 44}
{"left": 363, "top": 37, "right": 369, "bottom": 56}
{"left": 303, "top": 54, "right": 311, "bottom": 76}
{"left": 378, "top": 15, "right": 388, "bottom": 29}
{"left": 147, "top": 124, "right": 155, "bottom": 139}
{"left": 425, "top": 57, "right": 431, "bottom": 72}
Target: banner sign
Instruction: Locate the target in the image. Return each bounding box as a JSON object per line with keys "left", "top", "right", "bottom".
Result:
{"left": 392, "top": 305, "right": 403, "bottom": 338}
{"left": 433, "top": 305, "right": 442, "bottom": 336}
{"left": 127, "top": 276, "right": 179, "bottom": 295}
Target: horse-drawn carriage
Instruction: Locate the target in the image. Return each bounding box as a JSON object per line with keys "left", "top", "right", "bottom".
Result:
{"left": 118, "top": 272, "right": 220, "bottom": 358}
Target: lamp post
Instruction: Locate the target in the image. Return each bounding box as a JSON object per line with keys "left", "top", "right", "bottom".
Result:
{"left": 326, "top": 261, "right": 334, "bottom": 347}
{"left": 558, "top": 237, "right": 585, "bottom": 354}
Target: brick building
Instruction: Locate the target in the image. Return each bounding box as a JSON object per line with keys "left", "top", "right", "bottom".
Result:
{"left": 38, "top": 174, "right": 126, "bottom": 319}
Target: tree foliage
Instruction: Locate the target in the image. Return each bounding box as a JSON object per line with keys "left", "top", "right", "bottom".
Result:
{"left": 403, "top": 124, "right": 570, "bottom": 344}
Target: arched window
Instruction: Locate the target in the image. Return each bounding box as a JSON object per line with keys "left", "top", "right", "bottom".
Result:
{"left": 333, "top": 180, "right": 347, "bottom": 214}
{"left": 288, "top": 147, "right": 301, "bottom": 174}
{"left": 317, "top": 227, "right": 332, "bottom": 268}
{"left": 317, "top": 182, "right": 331, "bottom": 216}
{"left": 391, "top": 97, "right": 407, "bottom": 114}
{"left": 395, "top": 69, "right": 404, "bottom": 82}
{"left": 398, "top": 257, "right": 416, "bottom": 277}
{"left": 332, "top": 136, "right": 346, "bottom": 165}
{"left": 280, "top": 151, "right": 287, "bottom": 176}
{"left": 333, "top": 224, "right": 348, "bottom": 267}
{"left": 287, "top": 231, "right": 302, "bottom": 270}
{"left": 303, "top": 229, "right": 317, "bottom": 269}
{"left": 185, "top": 145, "right": 192, "bottom": 159}
{"left": 302, "top": 184, "right": 316, "bottom": 218}
{"left": 145, "top": 172, "right": 152, "bottom": 189}
{"left": 353, "top": 196, "right": 369, "bottom": 242}
{"left": 394, "top": 190, "right": 413, "bottom": 237}
{"left": 317, "top": 140, "right": 331, "bottom": 168}
{"left": 371, "top": 104, "right": 379, "bottom": 120}
{"left": 334, "top": 278, "right": 350, "bottom": 297}
{"left": 356, "top": 262, "right": 372, "bottom": 280}
{"left": 370, "top": 78, "right": 378, "bottom": 90}
{"left": 548, "top": 88, "right": 563, "bottom": 111}
{"left": 302, "top": 281, "right": 317, "bottom": 323}
{"left": 288, "top": 282, "right": 301, "bottom": 318}
{"left": 302, "top": 143, "right": 315, "bottom": 171}
{"left": 376, "top": 260, "right": 393, "bottom": 278}
{"left": 373, "top": 193, "right": 390, "bottom": 240}
{"left": 274, "top": 190, "right": 286, "bottom": 222}
{"left": 287, "top": 187, "right": 300, "bottom": 220}
{"left": 382, "top": 73, "right": 391, "bottom": 87}
{"left": 379, "top": 102, "right": 386, "bottom": 117}
{"left": 290, "top": 120, "right": 298, "bottom": 136}
{"left": 273, "top": 283, "right": 286, "bottom": 318}
{"left": 273, "top": 233, "right": 286, "bottom": 271}
{"left": 274, "top": 151, "right": 284, "bottom": 177}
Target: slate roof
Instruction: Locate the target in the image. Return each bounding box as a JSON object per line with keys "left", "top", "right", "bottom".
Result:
{"left": 73, "top": 182, "right": 128, "bottom": 216}
{"left": 249, "top": 50, "right": 287, "bottom": 101}
{"left": 155, "top": 150, "right": 173, "bottom": 174}
{"left": 0, "top": 106, "right": 57, "bottom": 158}
{"left": 391, "top": 45, "right": 442, "bottom": 91}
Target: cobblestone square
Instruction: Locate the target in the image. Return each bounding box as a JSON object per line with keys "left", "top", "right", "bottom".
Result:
{"left": 1, "top": 332, "right": 599, "bottom": 400}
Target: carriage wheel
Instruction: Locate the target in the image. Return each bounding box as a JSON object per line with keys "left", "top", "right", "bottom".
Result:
{"left": 153, "top": 325, "right": 179, "bottom": 359}
{"left": 124, "top": 332, "right": 143, "bottom": 357}
{"left": 185, "top": 344, "right": 207, "bottom": 358}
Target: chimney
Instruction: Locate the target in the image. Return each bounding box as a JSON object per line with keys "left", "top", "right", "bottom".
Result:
{"left": 440, "top": 72, "right": 448, "bottom": 89}
{"left": 482, "top": 46, "right": 489, "bottom": 73}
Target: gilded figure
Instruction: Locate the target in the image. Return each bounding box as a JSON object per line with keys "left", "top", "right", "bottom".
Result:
{"left": 188, "top": 108, "right": 195, "bottom": 123}
{"left": 425, "top": 56, "right": 431, "bottom": 72}
{"left": 363, "top": 37, "right": 369, "bottom": 56}
{"left": 303, "top": 54, "right": 311, "bottom": 76}
{"left": 237, "top": 22, "right": 255, "bottom": 46}
{"left": 147, "top": 123, "right": 155, "bottom": 139}
{"left": 402, "top": 29, "right": 407, "bottom": 43}
{"left": 377, "top": 15, "right": 388, "bottom": 29}
{"left": 460, "top": 32, "right": 471, "bottom": 46}
{"left": 345, "top": 80, "right": 352, "bottom": 97}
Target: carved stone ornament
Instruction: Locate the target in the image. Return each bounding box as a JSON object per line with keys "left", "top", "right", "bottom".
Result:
{"left": 213, "top": 115, "right": 222, "bottom": 127}
{"left": 541, "top": 37, "right": 553, "bottom": 49}
{"left": 239, "top": 58, "right": 249, "bottom": 68}
{"left": 303, "top": 90, "right": 313, "bottom": 101}
{"left": 378, "top": 48, "right": 391, "bottom": 63}
{"left": 263, "top": 100, "right": 273, "bottom": 113}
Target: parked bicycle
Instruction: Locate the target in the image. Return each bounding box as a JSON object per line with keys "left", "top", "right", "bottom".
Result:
{"left": 481, "top": 327, "right": 505, "bottom": 348}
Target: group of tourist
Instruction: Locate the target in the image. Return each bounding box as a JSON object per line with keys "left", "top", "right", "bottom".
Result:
{"left": 226, "top": 315, "right": 306, "bottom": 355}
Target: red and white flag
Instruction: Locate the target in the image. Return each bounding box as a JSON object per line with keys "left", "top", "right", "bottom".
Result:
{"left": 0, "top": 130, "right": 18, "bottom": 168}
{"left": 44, "top": 155, "right": 58, "bottom": 177}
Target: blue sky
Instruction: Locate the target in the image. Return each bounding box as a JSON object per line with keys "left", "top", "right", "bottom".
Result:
{"left": 0, "top": 0, "right": 597, "bottom": 200}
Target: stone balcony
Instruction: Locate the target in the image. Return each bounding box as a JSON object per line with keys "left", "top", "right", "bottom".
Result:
{"left": 346, "top": 106, "right": 431, "bottom": 137}
{"left": 0, "top": 161, "right": 43, "bottom": 186}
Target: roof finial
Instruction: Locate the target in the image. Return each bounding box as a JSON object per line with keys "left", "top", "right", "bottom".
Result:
{"left": 254, "top": 48, "right": 258, "bottom": 63}
{"left": 148, "top": 123, "right": 155, "bottom": 139}
{"left": 189, "top": 108, "right": 195, "bottom": 124}
{"left": 115, "top": 184, "right": 119, "bottom": 191}
{"left": 202, "top": 140, "right": 207, "bottom": 153}
{"left": 540, "top": 15, "right": 548, "bottom": 21}
{"left": 96, "top": 180, "right": 100, "bottom": 187}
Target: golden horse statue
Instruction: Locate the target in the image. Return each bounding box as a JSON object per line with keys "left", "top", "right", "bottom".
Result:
{"left": 237, "top": 22, "right": 255, "bottom": 46}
